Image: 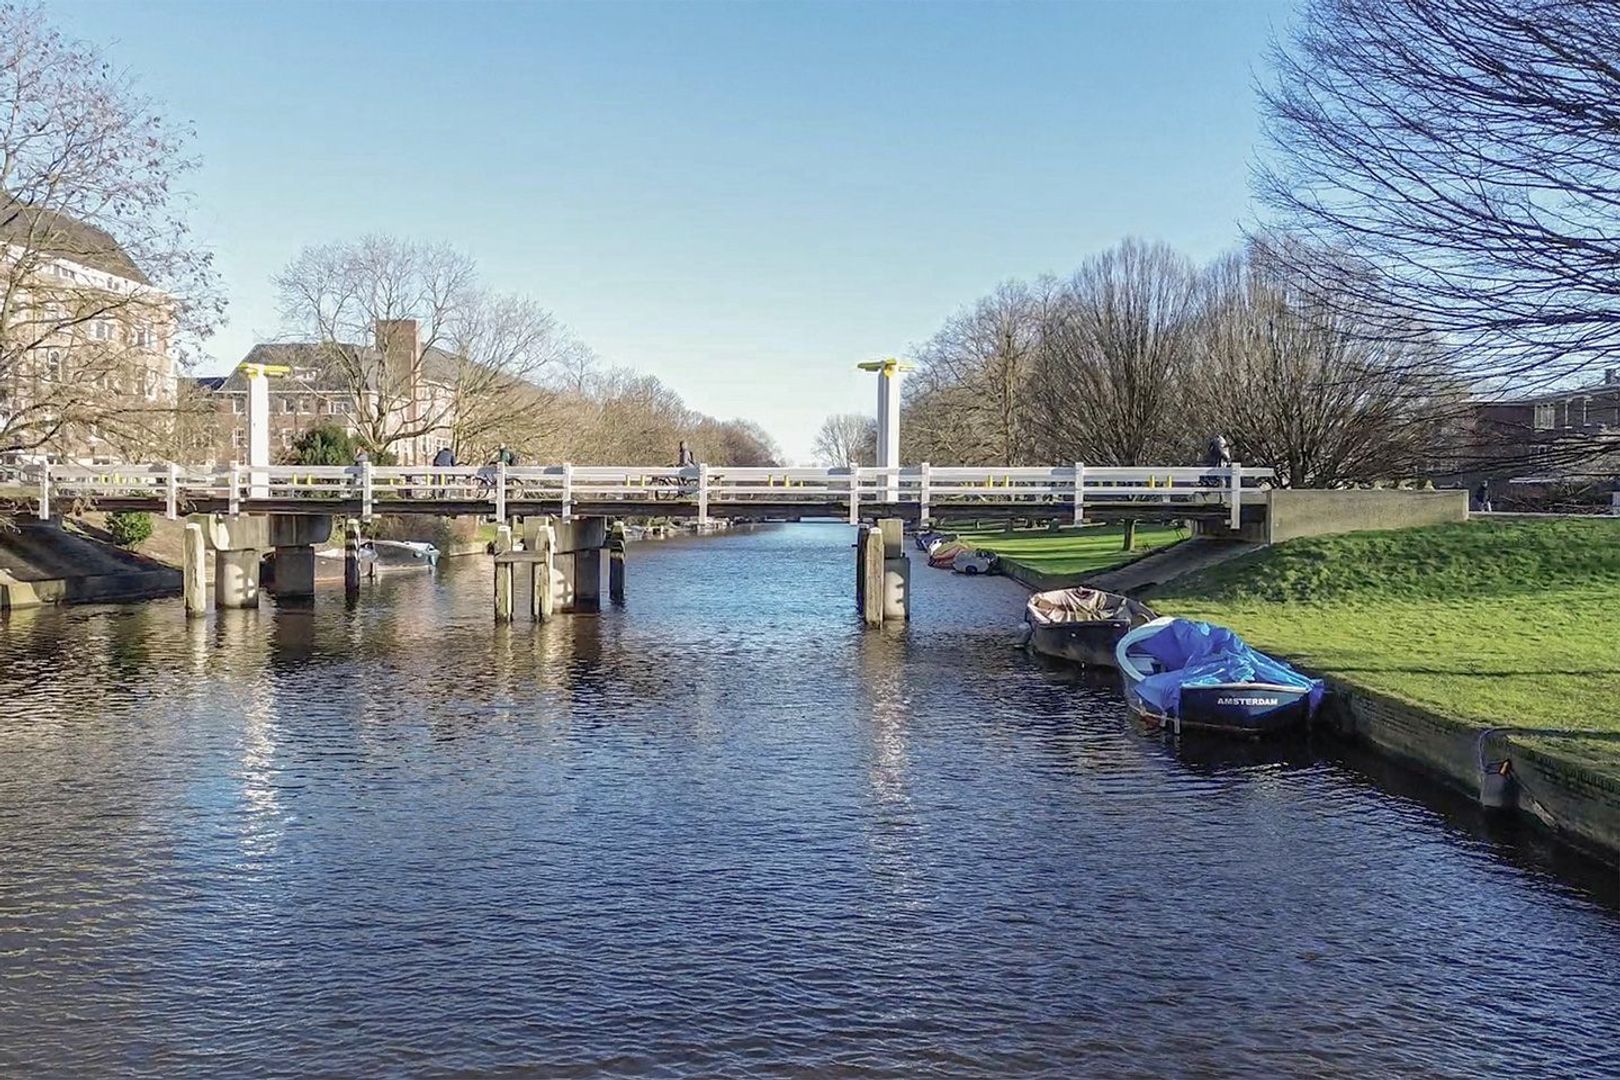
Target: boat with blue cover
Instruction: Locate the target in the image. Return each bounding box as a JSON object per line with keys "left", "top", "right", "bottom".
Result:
{"left": 1115, "top": 616, "right": 1325, "bottom": 737}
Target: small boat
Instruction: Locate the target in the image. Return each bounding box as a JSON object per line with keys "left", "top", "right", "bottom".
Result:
{"left": 927, "top": 539, "right": 971, "bottom": 568}
{"left": 1115, "top": 616, "right": 1324, "bottom": 737}
{"left": 1023, "top": 587, "right": 1157, "bottom": 667}
{"left": 915, "top": 530, "right": 955, "bottom": 552}
{"left": 952, "top": 549, "right": 999, "bottom": 576}
{"left": 371, "top": 539, "right": 439, "bottom": 570}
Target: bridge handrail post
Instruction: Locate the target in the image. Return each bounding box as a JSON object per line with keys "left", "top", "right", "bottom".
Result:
{"left": 1073, "top": 462, "right": 1086, "bottom": 525}
{"left": 1228, "top": 460, "right": 1242, "bottom": 530}
{"left": 697, "top": 463, "right": 709, "bottom": 525}
{"left": 362, "top": 461, "right": 374, "bottom": 522}
{"left": 37, "top": 465, "right": 50, "bottom": 520}
{"left": 848, "top": 468, "right": 860, "bottom": 526}
{"left": 495, "top": 461, "right": 507, "bottom": 523}
{"left": 166, "top": 463, "right": 179, "bottom": 520}
{"left": 561, "top": 461, "right": 573, "bottom": 521}
{"left": 919, "top": 462, "right": 931, "bottom": 527}
{"left": 228, "top": 463, "right": 242, "bottom": 516}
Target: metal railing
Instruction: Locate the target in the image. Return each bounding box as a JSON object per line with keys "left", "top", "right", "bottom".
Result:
{"left": 4, "top": 461, "right": 1273, "bottom": 529}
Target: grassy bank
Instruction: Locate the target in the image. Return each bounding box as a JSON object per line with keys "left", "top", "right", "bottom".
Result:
{"left": 957, "top": 522, "right": 1184, "bottom": 580}
{"left": 1151, "top": 518, "right": 1620, "bottom": 771}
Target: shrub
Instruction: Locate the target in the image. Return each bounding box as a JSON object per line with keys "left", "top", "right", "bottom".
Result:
{"left": 107, "top": 510, "right": 154, "bottom": 548}
{"left": 287, "top": 425, "right": 358, "bottom": 466}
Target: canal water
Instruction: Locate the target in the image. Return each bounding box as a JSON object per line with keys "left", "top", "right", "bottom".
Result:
{"left": 1, "top": 523, "right": 1618, "bottom": 1077}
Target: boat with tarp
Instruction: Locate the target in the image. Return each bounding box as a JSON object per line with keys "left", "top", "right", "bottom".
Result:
{"left": 1115, "top": 616, "right": 1324, "bottom": 737}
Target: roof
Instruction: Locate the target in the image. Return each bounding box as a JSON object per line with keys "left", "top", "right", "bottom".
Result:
{"left": 0, "top": 198, "right": 151, "bottom": 285}
{"left": 191, "top": 376, "right": 227, "bottom": 392}
{"left": 213, "top": 341, "right": 462, "bottom": 392}
{"left": 1497, "top": 373, "right": 1620, "bottom": 406}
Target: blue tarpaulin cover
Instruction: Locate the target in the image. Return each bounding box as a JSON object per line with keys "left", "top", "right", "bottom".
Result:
{"left": 1133, "top": 618, "right": 1326, "bottom": 716}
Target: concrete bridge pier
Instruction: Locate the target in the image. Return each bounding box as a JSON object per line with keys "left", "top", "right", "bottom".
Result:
{"left": 183, "top": 522, "right": 208, "bottom": 618}
{"left": 559, "top": 517, "right": 606, "bottom": 612}
{"left": 856, "top": 518, "right": 910, "bottom": 627}
{"left": 199, "top": 513, "right": 332, "bottom": 610}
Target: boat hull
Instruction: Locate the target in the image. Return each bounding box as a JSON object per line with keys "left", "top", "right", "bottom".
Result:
{"left": 1127, "top": 682, "right": 1314, "bottom": 738}
{"left": 1029, "top": 620, "right": 1135, "bottom": 668}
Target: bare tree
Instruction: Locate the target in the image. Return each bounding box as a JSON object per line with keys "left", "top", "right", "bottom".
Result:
{"left": 273, "top": 236, "right": 570, "bottom": 460}
{"left": 909, "top": 281, "right": 1048, "bottom": 465}
{"left": 1258, "top": 0, "right": 1620, "bottom": 399}
{"left": 1198, "top": 238, "right": 1464, "bottom": 487}
{"left": 1028, "top": 239, "right": 1203, "bottom": 465}
{"left": 0, "top": 3, "right": 220, "bottom": 457}
{"left": 812, "top": 412, "right": 876, "bottom": 467}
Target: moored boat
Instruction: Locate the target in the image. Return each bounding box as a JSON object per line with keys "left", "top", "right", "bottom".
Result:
{"left": 1024, "top": 587, "right": 1157, "bottom": 667}
{"left": 1115, "top": 616, "right": 1324, "bottom": 737}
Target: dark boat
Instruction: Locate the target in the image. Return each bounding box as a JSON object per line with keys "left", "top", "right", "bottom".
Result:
{"left": 1115, "top": 617, "right": 1324, "bottom": 738}
{"left": 1023, "top": 587, "right": 1157, "bottom": 668}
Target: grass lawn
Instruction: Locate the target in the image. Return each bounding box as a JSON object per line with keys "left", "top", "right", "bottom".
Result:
{"left": 956, "top": 522, "right": 1186, "bottom": 579}
{"left": 1150, "top": 517, "right": 1620, "bottom": 771}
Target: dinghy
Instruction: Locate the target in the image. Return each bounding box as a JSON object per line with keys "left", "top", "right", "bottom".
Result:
{"left": 1115, "top": 616, "right": 1324, "bottom": 737}
{"left": 1024, "top": 588, "right": 1157, "bottom": 667}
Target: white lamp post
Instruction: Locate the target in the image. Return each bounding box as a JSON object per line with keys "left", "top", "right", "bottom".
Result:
{"left": 857, "top": 357, "right": 913, "bottom": 502}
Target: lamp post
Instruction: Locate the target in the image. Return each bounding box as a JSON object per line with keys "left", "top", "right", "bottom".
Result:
{"left": 857, "top": 357, "right": 913, "bottom": 502}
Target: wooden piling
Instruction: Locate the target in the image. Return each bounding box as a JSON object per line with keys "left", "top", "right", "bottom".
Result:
{"left": 861, "top": 524, "right": 885, "bottom": 627}
{"left": 878, "top": 517, "right": 909, "bottom": 622}
{"left": 530, "top": 524, "right": 556, "bottom": 622}
{"left": 343, "top": 519, "right": 361, "bottom": 597}
{"left": 183, "top": 521, "right": 207, "bottom": 618}
{"left": 609, "top": 522, "right": 627, "bottom": 605}
{"left": 493, "top": 524, "right": 514, "bottom": 622}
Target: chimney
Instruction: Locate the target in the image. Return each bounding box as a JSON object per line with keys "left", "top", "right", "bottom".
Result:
{"left": 375, "top": 318, "right": 420, "bottom": 390}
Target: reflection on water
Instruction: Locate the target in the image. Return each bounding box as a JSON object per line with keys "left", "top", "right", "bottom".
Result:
{"left": 1, "top": 523, "right": 1619, "bottom": 1078}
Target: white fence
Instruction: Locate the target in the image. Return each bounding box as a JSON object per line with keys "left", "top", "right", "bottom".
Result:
{"left": 3, "top": 461, "right": 1274, "bottom": 529}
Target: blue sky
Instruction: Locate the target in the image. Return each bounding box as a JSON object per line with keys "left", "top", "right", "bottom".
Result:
{"left": 53, "top": 0, "right": 1295, "bottom": 461}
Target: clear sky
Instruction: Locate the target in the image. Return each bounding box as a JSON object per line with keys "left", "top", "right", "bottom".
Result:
{"left": 52, "top": 0, "right": 1295, "bottom": 462}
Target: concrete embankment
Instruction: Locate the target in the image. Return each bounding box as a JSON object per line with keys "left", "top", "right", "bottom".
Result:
{"left": 0, "top": 519, "right": 180, "bottom": 610}
{"left": 994, "top": 516, "right": 1620, "bottom": 866}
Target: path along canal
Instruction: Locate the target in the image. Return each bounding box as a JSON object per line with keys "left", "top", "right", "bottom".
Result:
{"left": 1, "top": 522, "right": 1618, "bottom": 1077}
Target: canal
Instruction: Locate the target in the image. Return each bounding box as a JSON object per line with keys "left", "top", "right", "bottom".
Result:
{"left": 1, "top": 522, "right": 1618, "bottom": 1077}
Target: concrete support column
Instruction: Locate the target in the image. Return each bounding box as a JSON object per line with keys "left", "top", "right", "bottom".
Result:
{"left": 274, "top": 545, "right": 317, "bottom": 598}
{"left": 183, "top": 522, "right": 208, "bottom": 618}
{"left": 214, "top": 548, "right": 261, "bottom": 609}
{"left": 558, "top": 516, "right": 606, "bottom": 612}
{"left": 878, "top": 517, "right": 910, "bottom": 622}
{"left": 494, "top": 524, "right": 514, "bottom": 622}
{"left": 608, "top": 522, "right": 627, "bottom": 605}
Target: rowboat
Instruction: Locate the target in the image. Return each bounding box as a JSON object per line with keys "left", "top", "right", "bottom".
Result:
{"left": 1115, "top": 616, "right": 1323, "bottom": 737}
{"left": 1023, "top": 587, "right": 1157, "bottom": 667}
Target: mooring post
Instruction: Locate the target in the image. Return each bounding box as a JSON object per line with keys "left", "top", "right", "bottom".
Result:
{"left": 878, "top": 517, "right": 909, "bottom": 622}
{"left": 855, "top": 523, "right": 868, "bottom": 615}
{"left": 183, "top": 521, "right": 207, "bottom": 619}
{"left": 493, "top": 523, "right": 514, "bottom": 622}
{"left": 344, "top": 519, "right": 362, "bottom": 597}
{"left": 530, "top": 523, "right": 556, "bottom": 621}
{"left": 861, "top": 523, "right": 885, "bottom": 627}
{"left": 608, "top": 521, "right": 627, "bottom": 605}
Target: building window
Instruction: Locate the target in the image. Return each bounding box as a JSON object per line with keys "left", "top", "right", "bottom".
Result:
{"left": 1533, "top": 404, "right": 1554, "bottom": 430}
{"left": 282, "top": 397, "right": 296, "bottom": 414}
{"left": 332, "top": 400, "right": 351, "bottom": 415}
{"left": 298, "top": 396, "right": 312, "bottom": 414}
{"left": 44, "top": 349, "right": 63, "bottom": 382}
{"left": 92, "top": 320, "right": 112, "bottom": 341}
{"left": 233, "top": 429, "right": 246, "bottom": 448}
{"left": 133, "top": 324, "right": 153, "bottom": 348}
{"left": 231, "top": 397, "right": 244, "bottom": 415}
{"left": 280, "top": 430, "right": 294, "bottom": 448}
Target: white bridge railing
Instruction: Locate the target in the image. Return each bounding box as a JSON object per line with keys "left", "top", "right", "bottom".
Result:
{"left": 5, "top": 461, "right": 1273, "bottom": 529}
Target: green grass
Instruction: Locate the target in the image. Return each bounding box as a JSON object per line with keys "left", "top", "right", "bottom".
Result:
{"left": 956, "top": 522, "right": 1185, "bottom": 578}
{"left": 1151, "top": 518, "right": 1620, "bottom": 772}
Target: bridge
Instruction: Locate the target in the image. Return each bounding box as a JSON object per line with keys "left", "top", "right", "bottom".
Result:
{"left": 6, "top": 460, "right": 1272, "bottom": 529}
{"left": 1, "top": 458, "right": 1279, "bottom": 627}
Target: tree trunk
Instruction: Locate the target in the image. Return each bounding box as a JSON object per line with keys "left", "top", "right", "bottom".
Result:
{"left": 1122, "top": 519, "right": 1137, "bottom": 551}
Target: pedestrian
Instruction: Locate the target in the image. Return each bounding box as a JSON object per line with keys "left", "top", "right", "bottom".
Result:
{"left": 1475, "top": 480, "right": 1492, "bottom": 513}
{"left": 1203, "top": 433, "right": 1231, "bottom": 469}
{"left": 353, "top": 447, "right": 369, "bottom": 466}
{"left": 432, "top": 446, "right": 456, "bottom": 468}
{"left": 494, "top": 443, "right": 517, "bottom": 467}
{"left": 677, "top": 440, "right": 696, "bottom": 468}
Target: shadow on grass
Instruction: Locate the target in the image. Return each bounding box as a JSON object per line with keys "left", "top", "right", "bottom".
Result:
{"left": 1328, "top": 665, "right": 1617, "bottom": 678}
